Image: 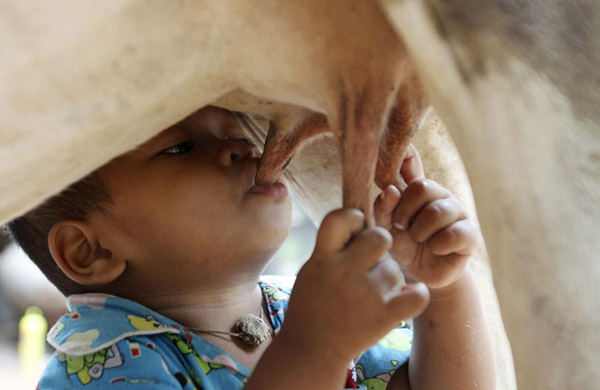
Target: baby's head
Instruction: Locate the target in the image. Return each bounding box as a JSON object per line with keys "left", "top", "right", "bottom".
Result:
{"left": 7, "top": 106, "right": 292, "bottom": 302}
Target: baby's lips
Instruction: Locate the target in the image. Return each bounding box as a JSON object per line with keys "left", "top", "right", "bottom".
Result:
{"left": 248, "top": 182, "right": 289, "bottom": 199}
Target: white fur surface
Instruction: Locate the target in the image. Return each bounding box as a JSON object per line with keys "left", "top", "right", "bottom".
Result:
{"left": 381, "top": 1, "right": 600, "bottom": 388}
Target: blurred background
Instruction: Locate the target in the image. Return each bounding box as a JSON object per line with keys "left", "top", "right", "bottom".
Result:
{"left": 0, "top": 196, "right": 316, "bottom": 388}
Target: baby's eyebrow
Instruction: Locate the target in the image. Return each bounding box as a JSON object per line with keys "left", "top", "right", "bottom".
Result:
{"left": 145, "top": 125, "right": 188, "bottom": 148}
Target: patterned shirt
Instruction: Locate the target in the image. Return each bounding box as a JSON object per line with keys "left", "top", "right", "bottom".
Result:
{"left": 39, "top": 275, "right": 413, "bottom": 389}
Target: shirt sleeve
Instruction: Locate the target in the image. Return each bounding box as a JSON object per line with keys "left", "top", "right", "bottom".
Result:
{"left": 38, "top": 338, "right": 183, "bottom": 389}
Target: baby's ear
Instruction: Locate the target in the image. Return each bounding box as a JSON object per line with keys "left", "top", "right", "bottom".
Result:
{"left": 48, "top": 220, "right": 125, "bottom": 286}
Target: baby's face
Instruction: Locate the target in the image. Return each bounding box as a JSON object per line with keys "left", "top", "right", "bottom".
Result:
{"left": 91, "top": 106, "right": 292, "bottom": 293}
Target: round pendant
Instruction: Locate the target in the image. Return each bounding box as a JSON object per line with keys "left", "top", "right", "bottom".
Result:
{"left": 235, "top": 314, "right": 272, "bottom": 346}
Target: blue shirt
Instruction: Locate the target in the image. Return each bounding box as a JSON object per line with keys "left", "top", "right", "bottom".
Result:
{"left": 40, "top": 276, "right": 413, "bottom": 389}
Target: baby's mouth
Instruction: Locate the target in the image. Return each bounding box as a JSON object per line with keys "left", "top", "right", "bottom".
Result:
{"left": 248, "top": 181, "right": 288, "bottom": 198}
{"left": 245, "top": 159, "right": 288, "bottom": 199}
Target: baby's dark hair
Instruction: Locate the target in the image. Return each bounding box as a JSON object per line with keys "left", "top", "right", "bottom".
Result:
{"left": 4, "top": 171, "right": 112, "bottom": 296}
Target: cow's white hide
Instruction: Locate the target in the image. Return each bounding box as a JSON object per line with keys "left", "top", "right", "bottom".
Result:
{"left": 380, "top": 1, "right": 600, "bottom": 389}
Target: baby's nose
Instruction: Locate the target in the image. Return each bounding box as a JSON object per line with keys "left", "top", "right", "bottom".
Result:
{"left": 217, "top": 138, "right": 257, "bottom": 167}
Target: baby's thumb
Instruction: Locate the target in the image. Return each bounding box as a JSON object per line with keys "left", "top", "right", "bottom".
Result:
{"left": 314, "top": 208, "right": 365, "bottom": 255}
{"left": 386, "top": 282, "right": 430, "bottom": 322}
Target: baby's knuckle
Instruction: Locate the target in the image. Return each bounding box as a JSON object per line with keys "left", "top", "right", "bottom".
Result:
{"left": 323, "top": 208, "right": 363, "bottom": 226}
{"left": 462, "top": 220, "right": 479, "bottom": 241}
{"left": 369, "top": 227, "right": 393, "bottom": 245}
{"left": 428, "top": 239, "right": 449, "bottom": 255}
{"left": 443, "top": 227, "right": 458, "bottom": 243}
{"left": 322, "top": 209, "right": 344, "bottom": 225}
{"left": 409, "top": 178, "right": 432, "bottom": 196}
{"left": 465, "top": 219, "right": 479, "bottom": 232}
{"left": 428, "top": 229, "right": 454, "bottom": 252}
{"left": 427, "top": 242, "right": 442, "bottom": 255}
{"left": 424, "top": 201, "right": 447, "bottom": 220}
{"left": 449, "top": 195, "right": 465, "bottom": 209}
{"left": 450, "top": 220, "right": 468, "bottom": 236}
{"left": 437, "top": 197, "right": 453, "bottom": 211}
{"left": 373, "top": 226, "right": 392, "bottom": 240}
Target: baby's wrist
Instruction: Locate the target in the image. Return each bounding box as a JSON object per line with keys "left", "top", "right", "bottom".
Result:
{"left": 426, "top": 267, "right": 472, "bottom": 299}
{"left": 249, "top": 326, "right": 349, "bottom": 389}
{"left": 275, "top": 326, "right": 351, "bottom": 370}
{"left": 400, "top": 262, "right": 471, "bottom": 293}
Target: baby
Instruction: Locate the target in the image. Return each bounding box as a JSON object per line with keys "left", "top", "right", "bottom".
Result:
{"left": 7, "top": 106, "right": 495, "bottom": 389}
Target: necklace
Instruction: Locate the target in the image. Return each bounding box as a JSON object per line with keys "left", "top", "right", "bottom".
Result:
{"left": 184, "top": 306, "right": 272, "bottom": 347}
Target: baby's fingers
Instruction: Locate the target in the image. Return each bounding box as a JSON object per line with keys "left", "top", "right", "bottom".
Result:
{"left": 426, "top": 219, "right": 478, "bottom": 256}
{"left": 400, "top": 144, "right": 425, "bottom": 186}
{"left": 386, "top": 283, "right": 430, "bottom": 323}
{"left": 314, "top": 208, "right": 364, "bottom": 255}
{"left": 347, "top": 227, "right": 393, "bottom": 269}
{"left": 393, "top": 179, "right": 451, "bottom": 231}
{"left": 409, "top": 197, "right": 467, "bottom": 242}
{"left": 367, "top": 257, "right": 402, "bottom": 296}
{"left": 374, "top": 185, "right": 401, "bottom": 230}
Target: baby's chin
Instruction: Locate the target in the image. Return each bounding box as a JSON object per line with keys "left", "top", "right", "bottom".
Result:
{"left": 242, "top": 218, "right": 291, "bottom": 251}
{"left": 236, "top": 213, "right": 291, "bottom": 252}
{"left": 242, "top": 189, "right": 291, "bottom": 222}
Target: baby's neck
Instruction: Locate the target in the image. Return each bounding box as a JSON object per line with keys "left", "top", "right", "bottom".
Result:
{"left": 144, "top": 279, "right": 272, "bottom": 372}
{"left": 143, "top": 279, "right": 265, "bottom": 332}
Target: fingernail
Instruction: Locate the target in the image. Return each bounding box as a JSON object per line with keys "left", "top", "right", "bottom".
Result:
{"left": 393, "top": 222, "right": 405, "bottom": 231}
{"left": 401, "top": 284, "right": 413, "bottom": 293}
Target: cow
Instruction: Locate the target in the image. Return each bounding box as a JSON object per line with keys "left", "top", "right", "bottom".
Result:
{"left": 378, "top": 1, "right": 600, "bottom": 389}
{"left": 1, "top": 1, "right": 598, "bottom": 389}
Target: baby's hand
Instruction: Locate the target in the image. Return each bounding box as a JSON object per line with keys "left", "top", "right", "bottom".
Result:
{"left": 374, "top": 144, "right": 478, "bottom": 289}
{"left": 281, "top": 208, "right": 429, "bottom": 364}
